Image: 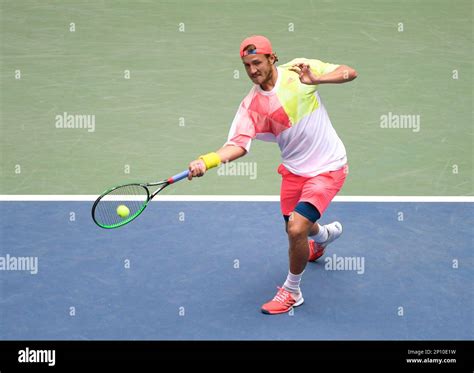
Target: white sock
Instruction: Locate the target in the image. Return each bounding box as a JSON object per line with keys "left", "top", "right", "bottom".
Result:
{"left": 283, "top": 271, "right": 304, "bottom": 294}
{"left": 313, "top": 223, "right": 328, "bottom": 243}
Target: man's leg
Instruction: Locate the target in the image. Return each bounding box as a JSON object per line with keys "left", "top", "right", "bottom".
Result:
{"left": 286, "top": 211, "right": 314, "bottom": 275}
{"left": 261, "top": 165, "right": 348, "bottom": 314}
{"left": 285, "top": 218, "right": 342, "bottom": 261}
{"left": 261, "top": 208, "right": 316, "bottom": 315}
{"left": 300, "top": 166, "right": 348, "bottom": 262}
{"left": 309, "top": 222, "right": 321, "bottom": 236}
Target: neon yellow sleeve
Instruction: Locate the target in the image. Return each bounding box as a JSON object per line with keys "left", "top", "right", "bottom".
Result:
{"left": 281, "top": 58, "right": 340, "bottom": 76}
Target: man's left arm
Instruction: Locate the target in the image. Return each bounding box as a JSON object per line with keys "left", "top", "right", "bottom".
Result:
{"left": 290, "top": 62, "right": 358, "bottom": 85}
{"left": 312, "top": 65, "right": 358, "bottom": 84}
{"left": 313, "top": 65, "right": 357, "bottom": 84}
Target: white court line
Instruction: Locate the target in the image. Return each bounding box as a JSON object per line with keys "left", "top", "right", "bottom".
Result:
{"left": 0, "top": 195, "right": 472, "bottom": 202}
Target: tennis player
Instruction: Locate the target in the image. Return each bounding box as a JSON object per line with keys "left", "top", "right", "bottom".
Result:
{"left": 188, "top": 35, "right": 357, "bottom": 314}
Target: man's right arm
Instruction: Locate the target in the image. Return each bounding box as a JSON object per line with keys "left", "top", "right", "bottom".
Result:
{"left": 188, "top": 145, "right": 246, "bottom": 180}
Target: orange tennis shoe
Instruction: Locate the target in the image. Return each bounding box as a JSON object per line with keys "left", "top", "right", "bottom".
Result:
{"left": 308, "top": 239, "right": 325, "bottom": 262}
{"left": 308, "top": 222, "right": 343, "bottom": 262}
{"left": 261, "top": 287, "right": 304, "bottom": 315}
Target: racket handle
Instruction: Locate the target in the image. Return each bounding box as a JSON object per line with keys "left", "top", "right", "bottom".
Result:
{"left": 167, "top": 170, "right": 190, "bottom": 184}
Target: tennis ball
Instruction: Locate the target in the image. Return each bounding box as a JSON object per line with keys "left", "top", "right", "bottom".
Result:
{"left": 116, "top": 204, "right": 130, "bottom": 218}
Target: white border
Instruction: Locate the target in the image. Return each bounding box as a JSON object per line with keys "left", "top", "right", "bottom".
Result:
{"left": 0, "top": 195, "right": 472, "bottom": 202}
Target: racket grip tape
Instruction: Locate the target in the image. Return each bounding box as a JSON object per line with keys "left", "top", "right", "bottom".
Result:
{"left": 167, "top": 170, "right": 190, "bottom": 184}
{"left": 199, "top": 152, "right": 221, "bottom": 170}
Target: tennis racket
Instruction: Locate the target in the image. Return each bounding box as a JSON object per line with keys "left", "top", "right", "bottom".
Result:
{"left": 92, "top": 170, "right": 189, "bottom": 229}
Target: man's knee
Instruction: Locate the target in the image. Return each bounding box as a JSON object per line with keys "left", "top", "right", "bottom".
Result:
{"left": 287, "top": 219, "right": 310, "bottom": 240}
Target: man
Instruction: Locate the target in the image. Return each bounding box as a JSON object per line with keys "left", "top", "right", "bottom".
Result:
{"left": 188, "top": 35, "right": 357, "bottom": 315}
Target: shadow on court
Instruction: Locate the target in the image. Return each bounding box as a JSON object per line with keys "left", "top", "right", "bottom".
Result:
{"left": 0, "top": 202, "right": 472, "bottom": 340}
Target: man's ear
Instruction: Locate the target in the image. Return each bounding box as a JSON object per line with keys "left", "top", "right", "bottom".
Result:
{"left": 270, "top": 53, "right": 278, "bottom": 64}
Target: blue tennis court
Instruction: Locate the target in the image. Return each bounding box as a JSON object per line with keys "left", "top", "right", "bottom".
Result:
{"left": 1, "top": 200, "right": 471, "bottom": 340}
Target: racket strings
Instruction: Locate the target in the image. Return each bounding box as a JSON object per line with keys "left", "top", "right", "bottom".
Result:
{"left": 93, "top": 185, "right": 149, "bottom": 228}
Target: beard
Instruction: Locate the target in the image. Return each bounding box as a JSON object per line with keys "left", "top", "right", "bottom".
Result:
{"left": 253, "top": 66, "right": 274, "bottom": 86}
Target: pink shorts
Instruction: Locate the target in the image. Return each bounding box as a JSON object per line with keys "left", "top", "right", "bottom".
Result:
{"left": 278, "top": 163, "right": 348, "bottom": 217}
